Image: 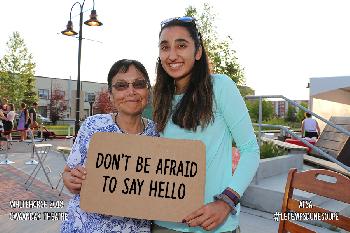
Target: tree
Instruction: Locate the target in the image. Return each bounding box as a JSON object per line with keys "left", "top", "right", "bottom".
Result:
{"left": 0, "top": 32, "right": 37, "bottom": 107}
{"left": 286, "top": 105, "right": 297, "bottom": 122}
{"left": 94, "top": 88, "right": 113, "bottom": 114}
{"left": 237, "top": 85, "right": 255, "bottom": 97}
{"left": 246, "top": 100, "right": 274, "bottom": 122}
{"left": 296, "top": 102, "right": 308, "bottom": 122}
{"left": 49, "top": 85, "right": 67, "bottom": 125}
{"left": 185, "top": 4, "right": 245, "bottom": 85}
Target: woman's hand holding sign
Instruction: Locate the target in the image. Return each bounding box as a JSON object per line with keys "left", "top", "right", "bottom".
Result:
{"left": 63, "top": 165, "right": 87, "bottom": 194}
{"left": 183, "top": 200, "right": 231, "bottom": 231}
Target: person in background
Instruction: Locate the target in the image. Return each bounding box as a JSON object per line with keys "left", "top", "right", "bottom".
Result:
{"left": 1, "top": 99, "right": 13, "bottom": 144}
{"left": 152, "top": 17, "right": 259, "bottom": 233}
{"left": 60, "top": 59, "right": 159, "bottom": 233}
{"left": 0, "top": 109, "right": 5, "bottom": 150}
{"left": 1, "top": 98, "right": 9, "bottom": 113}
{"left": 28, "top": 102, "right": 39, "bottom": 129}
{"left": 17, "top": 102, "right": 29, "bottom": 141}
{"left": 301, "top": 112, "right": 320, "bottom": 138}
{"left": 3, "top": 103, "right": 15, "bottom": 145}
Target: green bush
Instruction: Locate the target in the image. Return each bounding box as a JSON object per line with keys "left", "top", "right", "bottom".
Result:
{"left": 260, "top": 141, "right": 287, "bottom": 159}
{"left": 253, "top": 118, "right": 301, "bottom": 131}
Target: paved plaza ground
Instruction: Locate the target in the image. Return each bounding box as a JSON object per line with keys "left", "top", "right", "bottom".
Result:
{"left": 0, "top": 139, "right": 340, "bottom": 233}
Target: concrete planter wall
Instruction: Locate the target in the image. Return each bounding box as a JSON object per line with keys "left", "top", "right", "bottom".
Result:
{"left": 241, "top": 154, "right": 304, "bottom": 213}
{"left": 252, "top": 154, "right": 303, "bottom": 185}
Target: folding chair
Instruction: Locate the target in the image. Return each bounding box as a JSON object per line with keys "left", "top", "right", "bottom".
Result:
{"left": 278, "top": 168, "right": 350, "bottom": 233}
{"left": 55, "top": 146, "right": 71, "bottom": 196}
{"left": 0, "top": 136, "right": 15, "bottom": 165}
{"left": 24, "top": 129, "right": 54, "bottom": 190}
{"left": 23, "top": 130, "right": 45, "bottom": 165}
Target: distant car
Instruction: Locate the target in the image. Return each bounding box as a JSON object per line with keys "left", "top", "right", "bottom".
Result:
{"left": 37, "top": 114, "right": 51, "bottom": 124}
{"left": 14, "top": 113, "right": 51, "bottom": 125}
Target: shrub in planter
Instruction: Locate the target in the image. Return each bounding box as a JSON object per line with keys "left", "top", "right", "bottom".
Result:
{"left": 260, "top": 141, "right": 287, "bottom": 159}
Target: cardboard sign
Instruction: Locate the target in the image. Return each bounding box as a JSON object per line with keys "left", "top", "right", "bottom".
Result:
{"left": 80, "top": 132, "right": 205, "bottom": 222}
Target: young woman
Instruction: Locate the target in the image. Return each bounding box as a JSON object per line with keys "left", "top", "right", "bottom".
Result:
{"left": 0, "top": 109, "right": 5, "bottom": 150}
{"left": 0, "top": 99, "right": 9, "bottom": 149}
{"left": 152, "top": 17, "right": 260, "bottom": 233}
{"left": 61, "top": 59, "right": 159, "bottom": 233}
{"left": 17, "top": 102, "right": 29, "bottom": 141}
{"left": 301, "top": 112, "right": 320, "bottom": 138}
{"left": 3, "top": 103, "right": 15, "bottom": 146}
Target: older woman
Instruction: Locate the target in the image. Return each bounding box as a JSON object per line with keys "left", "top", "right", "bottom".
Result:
{"left": 61, "top": 59, "right": 159, "bottom": 233}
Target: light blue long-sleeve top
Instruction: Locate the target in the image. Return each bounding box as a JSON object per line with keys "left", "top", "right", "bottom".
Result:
{"left": 154, "top": 74, "right": 260, "bottom": 233}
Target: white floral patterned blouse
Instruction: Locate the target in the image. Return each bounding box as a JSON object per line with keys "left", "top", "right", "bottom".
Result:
{"left": 60, "top": 114, "right": 159, "bottom": 233}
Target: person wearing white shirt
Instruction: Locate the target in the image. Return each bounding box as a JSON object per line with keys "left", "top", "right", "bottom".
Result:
{"left": 0, "top": 109, "right": 5, "bottom": 150}
{"left": 4, "top": 103, "right": 15, "bottom": 142}
{"left": 302, "top": 112, "right": 320, "bottom": 138}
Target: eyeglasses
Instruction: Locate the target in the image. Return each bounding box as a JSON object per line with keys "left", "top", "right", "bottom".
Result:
{"left": 161, "top": 16, "right": 196, "bottom": 29}
{"left": 112, "top": 79, "right": 148, "bottom": 91}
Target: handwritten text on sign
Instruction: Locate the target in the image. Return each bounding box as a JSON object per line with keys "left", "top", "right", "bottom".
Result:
{"left": 80, "top": 132, "right": 205, "bottom": 222}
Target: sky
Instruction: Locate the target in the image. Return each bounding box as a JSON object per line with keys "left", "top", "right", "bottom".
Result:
{"left": 1, "top": 0, "right": 350, "bottom": 100}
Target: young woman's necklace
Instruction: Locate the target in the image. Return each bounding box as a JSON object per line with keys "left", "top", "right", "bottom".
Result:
{"left": 114, "top": 113, "right": 145, "bottom": 135}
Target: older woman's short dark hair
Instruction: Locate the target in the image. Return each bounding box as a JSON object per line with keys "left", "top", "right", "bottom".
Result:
{"left": 107, "top": 59, "right": 150, "bottom": 93}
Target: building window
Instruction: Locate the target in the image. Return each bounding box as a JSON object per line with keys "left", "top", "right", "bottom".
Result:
{"left": 54, "top": 90, "right": 65, "bottom": 97}
{"left": 38, "top": 89, "right": 49, "bottom": 99}
{"left": 85, "top": 93, "right": 96, "bottom": 102}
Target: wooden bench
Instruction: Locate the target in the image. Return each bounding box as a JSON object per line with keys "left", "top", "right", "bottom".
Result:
{"left": 304, "top": 154, "right": 350, "bottom": 177}
{"left": 314, "top": 116, "right": 350, "bottom": 166}
{"left": 261, "top": 137, "right": 308, "bottom": 154}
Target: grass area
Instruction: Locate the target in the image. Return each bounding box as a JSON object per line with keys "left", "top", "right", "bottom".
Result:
{"left": 44, "top": 125, "right": 74, "bottom": 136}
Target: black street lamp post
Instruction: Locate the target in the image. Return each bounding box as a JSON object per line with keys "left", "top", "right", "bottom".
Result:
{"left": 88, "top": 95, "right": 95, "bottom": 116}
{"left": 61, "top": 0, "right": 102, "bottom": 135}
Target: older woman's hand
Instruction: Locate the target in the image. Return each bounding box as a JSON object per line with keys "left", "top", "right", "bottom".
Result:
{"left": 62, "top": 165, "right": 87, "bottom": 194}
{"left": 183, "top": 200, "right": 231, "bottom": 231}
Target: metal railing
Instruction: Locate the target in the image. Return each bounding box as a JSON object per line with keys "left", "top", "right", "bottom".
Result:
{"left": 256, "top": 123, "right": 350, "bottom": 172}
{"left": 246, "top": 95, "right": 350, "bottom": 172}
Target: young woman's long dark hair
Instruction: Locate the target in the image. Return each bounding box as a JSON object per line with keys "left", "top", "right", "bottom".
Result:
{"left": 153, "top": 19, "right": 214, "bottom": 132}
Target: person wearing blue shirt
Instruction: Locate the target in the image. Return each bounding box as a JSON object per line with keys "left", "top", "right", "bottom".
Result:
{"left": 152, "top": 17, "right": 260, "bottom": 233}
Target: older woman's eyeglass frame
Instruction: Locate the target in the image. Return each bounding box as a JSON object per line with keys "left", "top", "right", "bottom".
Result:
{"left": 112, "top": 79, "right": 148, "bottom": 91}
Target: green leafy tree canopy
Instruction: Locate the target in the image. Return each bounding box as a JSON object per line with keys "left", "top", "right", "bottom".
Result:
{"left": 286, "top": 105, "right": 297, "bottom": 122}
{"left": 0, "top": 31, "right": 37, "bottom": 107}
{"left": 296, "top": 102, "right": 308, "bottom": 123}
{"left": 185, "top": 3, "right": 245, "bottom": 85}
{"left": 246, "top": 100, "right": 274, "bottom": 122}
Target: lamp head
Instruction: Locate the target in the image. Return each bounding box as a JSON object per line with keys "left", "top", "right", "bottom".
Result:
{"left": 84, "top": 9, "right": 103, "bottom": 26}
{"left": 61, "top": 20, "right": 78, "bottom": 36}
